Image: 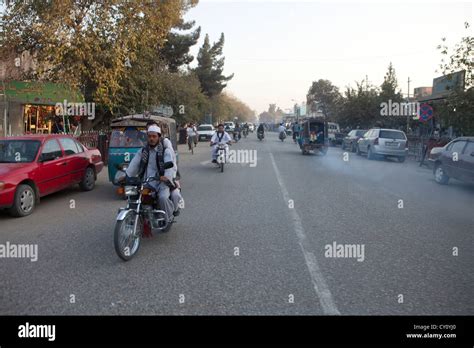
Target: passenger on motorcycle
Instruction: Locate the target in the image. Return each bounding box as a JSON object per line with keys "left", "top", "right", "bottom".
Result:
{"left": 278, "top": 123, "right": 286, "bottom": 134}
{"left": 210, "top": 124, "right": 232, "bottom": 163}
{"left": 125, "top": 125, "right": 176, "bottom": 222}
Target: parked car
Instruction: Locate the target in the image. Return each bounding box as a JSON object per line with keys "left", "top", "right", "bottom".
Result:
{"left": 224, "top": 121, "right": 235, "bottom": 132}
{"left": 357, "top": 128, "right": 408, "bottom": 162}
{"left": 430, "top": 136, "right": 474, "bottom": 185}
{"left": 342, "top": 129, "right": 367, "bottom": 152}
{"left": 197, "top": 124, "right": 215, "bottom": 141}
{"left": 0, "top": 135, "right": 104, "bottom": 217}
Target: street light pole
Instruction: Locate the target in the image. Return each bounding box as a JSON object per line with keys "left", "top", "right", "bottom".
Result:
{"left": 1, "top": 78, "right": 7, "bottom": 137}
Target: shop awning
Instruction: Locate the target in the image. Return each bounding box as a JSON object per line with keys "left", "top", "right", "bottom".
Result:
{"left": 0, "top": 80, "right": 84, "bottom": 105}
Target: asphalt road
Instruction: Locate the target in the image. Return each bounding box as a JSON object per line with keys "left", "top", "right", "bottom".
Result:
{"left": 1, "top": 132, "right": 473, "bottom": 315}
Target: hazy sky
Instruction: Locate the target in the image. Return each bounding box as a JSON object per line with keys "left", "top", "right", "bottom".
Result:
{"left": 185, "top": 0, "right": 473, "bottom": 114}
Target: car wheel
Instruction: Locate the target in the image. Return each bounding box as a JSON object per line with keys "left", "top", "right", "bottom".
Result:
{"left": 367, "top": 146, "right": 374, "bottom": 160}
{"left": 8, "top": 184, "right": 36, "bottom": 217}
{"left": 434, "top": 164, "right": 449, "bottom": 185}
{"left": 398, "top": 156, "right": 406, "bottom": 163}
{"left": 79, "top": 167, "right": 95, "bottom": 191}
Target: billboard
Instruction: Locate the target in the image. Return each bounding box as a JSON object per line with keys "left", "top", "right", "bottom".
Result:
{"left": 432, "top": 70, "right": 465, "bottom": 97}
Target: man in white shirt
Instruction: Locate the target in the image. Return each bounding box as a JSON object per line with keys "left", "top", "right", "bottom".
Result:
{"left": 186, "top": 122, "right": 197, "bottom": 150}
{"left": 210, "top": 123, "right": 232, "bottom": 163}
{"left": 145, "top": 121, "right": 183, "bottom": 216}
{"left": 278, "top": 123, "right": 286, "bottom": 133}
{"left": 125, "top": 125, "right": 175, "bottom": 222}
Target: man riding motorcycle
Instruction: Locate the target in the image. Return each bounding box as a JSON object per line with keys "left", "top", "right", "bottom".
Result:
{"left": 257, "top": 123, "right": 265, "bottom": 139}
{"left": 233, "top": 123, "right": 241, "bottom": 142}
{"left": 145, "top": 121, "right": 183, "bottom": 216}
{"left": 124, "top": 125, "right": 176, "bottom": 222}
{"left": 242, "top": 123, "right": 249, "bottom": 137}
{"left": 211, "top": 124, "right": 232, "bottom": 163}
{"left": 278, "top": 122, "right": 286, "bottom": 134}
{"left": 278, "top": 123, "right": 287, "bottom": 140}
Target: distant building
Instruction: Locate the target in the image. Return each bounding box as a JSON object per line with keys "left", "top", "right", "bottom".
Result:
{"left": 413, "top": 87, "right": 432, "bottom": 100}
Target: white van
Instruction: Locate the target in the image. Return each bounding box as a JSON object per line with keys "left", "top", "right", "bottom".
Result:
{"left": 327, "top": 122, "right": 340, "bottom": 144}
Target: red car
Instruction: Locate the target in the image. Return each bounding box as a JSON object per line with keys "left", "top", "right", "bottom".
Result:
{"left": 0, "top": 134, "right": 104, "bottom": 217}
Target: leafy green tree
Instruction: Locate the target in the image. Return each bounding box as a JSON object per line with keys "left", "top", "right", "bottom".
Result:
{"left": 0, "top": 0, "right": 194, "bottom": 127}
{"left": 306, "top": 79, "right": 342, "bottom": 120}
{"left": 161, "top": 20, "right": 201, "bottom": 73}
{"left": 378, "top": 63, "right": 404, "bottom": 129}
{"left": 338, "top": 80, "right": 379, "bottom": 129}
{"left": 195, "top": 33, "right": 234, "bottom": 98}
{"left": 436, "top": 22, "right": 474, "bottom": 135}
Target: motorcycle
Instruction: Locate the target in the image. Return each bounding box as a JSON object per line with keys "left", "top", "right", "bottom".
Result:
{"left": 257, "top": 131, "right": 264, "bottom": 141}
{"left": 216, "top": 143, "right": 230, "bottom": 172}
{"left": 279, "top": 131, "right": 287, "bottom": 142}
{"left": 243, "top": 128, "right": 248, "bottom": 138}
{"left": 114, "top": 163, "right": 175, "bottom": 261}
{"left": 233, "top": 130, "right": 241, "bottom": 142}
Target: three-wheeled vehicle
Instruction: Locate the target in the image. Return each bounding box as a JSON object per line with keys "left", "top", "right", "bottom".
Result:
{"left": 297, "top": 118, "right": 329, "bottom": 155}
{"left": 108, "top": 114, "right": 177, "bottom": 196}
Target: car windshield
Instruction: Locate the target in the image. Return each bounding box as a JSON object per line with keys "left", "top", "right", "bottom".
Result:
{"left": 109, "top": 128, "right": 147, "bottom": 148}
{"left": 198, "top": 126, "right": 213, "bottom": 131}
{"left": 0, "top": 140, "right": 41, "bottom": 163}
{"left": 355, "top": 130, "right": 367, "bottom": 137}
{"left": 379, "top": 130, "right": 406, "bottom": 140}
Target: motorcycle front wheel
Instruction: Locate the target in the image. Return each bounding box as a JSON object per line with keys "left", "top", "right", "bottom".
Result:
{"left": 114, "top": 210, "right": 142, "bottom": 261}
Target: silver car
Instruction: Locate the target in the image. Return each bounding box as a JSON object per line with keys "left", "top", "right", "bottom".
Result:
{"left": 356, "top": 128, "right": 408, "bottom": 162}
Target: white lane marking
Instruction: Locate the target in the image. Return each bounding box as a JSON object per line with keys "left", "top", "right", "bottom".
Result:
{"left": 269, "top": 152, "right": 340, "bottom": 315}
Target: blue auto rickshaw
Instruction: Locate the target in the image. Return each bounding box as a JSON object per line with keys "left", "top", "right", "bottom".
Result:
{"left": 108, "top": 114, "right": 177, "bottom": 194}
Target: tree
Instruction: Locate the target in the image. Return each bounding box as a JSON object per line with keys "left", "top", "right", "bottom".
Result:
{"left": 306, "top": 79, "right": 342, "bottom": 120}
{"left": 436, "top": 22, "right": 474, "bottom": 135}
{"left": 378, "top": 63, "right": 404, "bottom": 129}
{"left": 161, "top": 20, "right": 201, "bottom": 72}
{"left": 258, "top": 104, "right": 284, "bottom": 123}
{"left": 208, "top": 93, "right": 254, "bottom": 124}
{"left": 0, "top": 0, "right": 194, "bottom": 127}
{"left": 338, "top": 80, "right": 380, "bottom": 129}
{"left": 437, "top": 22, "right": 473, "bottom": 89}
{"left": 194, "top": 33, "right": 234, "bottom": 98}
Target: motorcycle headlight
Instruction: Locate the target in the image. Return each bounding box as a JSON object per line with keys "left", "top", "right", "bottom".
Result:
{"left": 124, "top": 186, "right": 138, "bottom": 196}
{"left": 118, "top": 163, "right": 129, "bottom": 171}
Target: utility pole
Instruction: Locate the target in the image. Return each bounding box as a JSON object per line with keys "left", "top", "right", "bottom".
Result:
{"left": 407, "top": 77, "right": 411, "bottom": 134}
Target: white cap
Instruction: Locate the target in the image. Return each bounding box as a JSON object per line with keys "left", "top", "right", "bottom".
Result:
{"left": 147, "top": 125, "right": 161, "bottom": 134}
